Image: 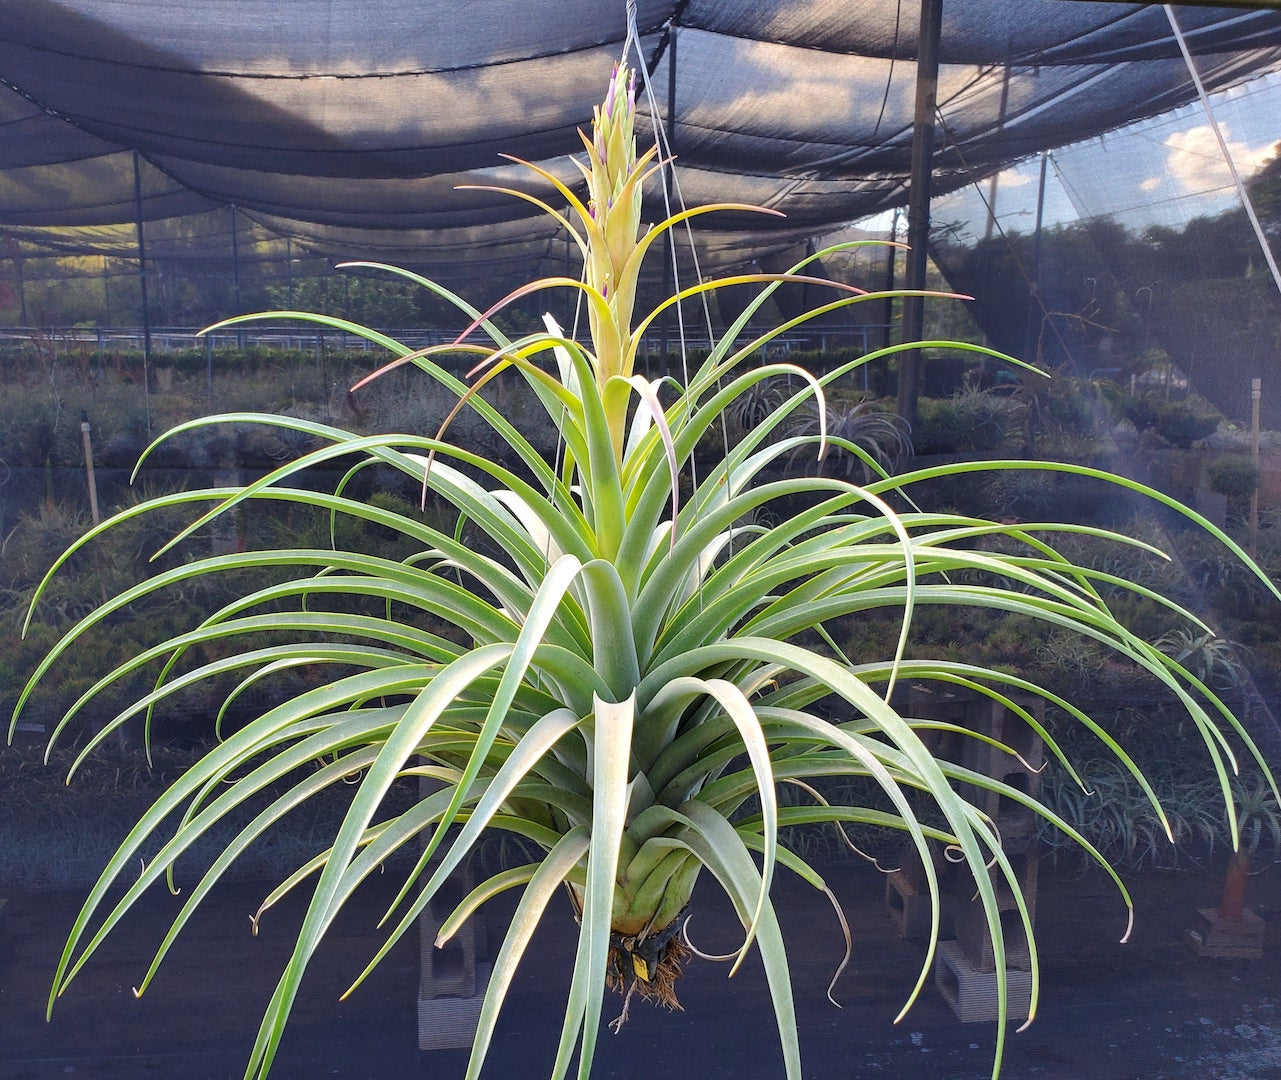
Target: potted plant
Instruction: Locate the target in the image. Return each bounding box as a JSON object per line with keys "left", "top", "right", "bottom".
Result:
{"left": 1215, "top": 774, "right": 1280, "bottom": 923}
{"left": 12, "top": 59, "right": 1278, "bottom": 1080}
{"left": 1185, "top": 772, "right": 1280, "bottom": 958}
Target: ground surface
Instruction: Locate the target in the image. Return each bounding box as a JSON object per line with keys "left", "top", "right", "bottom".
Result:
{"left": 2, "top": 860, "right": 1280, "bottom": 1080}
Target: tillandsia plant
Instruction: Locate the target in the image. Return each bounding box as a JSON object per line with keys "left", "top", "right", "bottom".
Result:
{"left": 12, "top": 59, "right": 1281, "bottom": 1080}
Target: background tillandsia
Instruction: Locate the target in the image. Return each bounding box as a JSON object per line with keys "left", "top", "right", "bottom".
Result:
{"left": 11, "top": 57, "right": 1281, "bottom": 1080}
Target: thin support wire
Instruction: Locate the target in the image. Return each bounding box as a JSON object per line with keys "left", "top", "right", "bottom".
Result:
{"left": 629, "top": 13, "right": 717, "bottom": 380}
{"left": 1164, "top": 5, "right": 1281, "bottom": 298}
{"left": 626, "top": 0, "right": 730, "bottom": 585}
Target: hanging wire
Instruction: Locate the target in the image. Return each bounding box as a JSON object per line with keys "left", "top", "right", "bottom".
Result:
{"left": 629, "top": 13, "right": 718, "bottom": 382}
{"left": 622, "top": 0, "right": 640, "bottom": 62}
{"left": 870, "top": 0, "right": 906, "bottom": 140}
{"left": 628, "top": 7, "right": 706, "bottom": 508}
{"left": 1164, "top": 4, "right": 1281, "bottom": 299}
{"left": 623, "top": 0, "right": 746, "bottom": 573}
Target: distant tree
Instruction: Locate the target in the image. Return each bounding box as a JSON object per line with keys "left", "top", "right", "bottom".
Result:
{"left": 934, "top": 218, "right": 1148, "bottom": 375}
{"left": 1246, "top": 140, "right": 1281, "bottom": 236}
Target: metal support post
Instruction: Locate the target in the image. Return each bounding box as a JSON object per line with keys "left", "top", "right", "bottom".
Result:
{"left": 231, "top": 204, "right": 244, "bottom": 347}
{"left": 882, "top": 208, "right": 899, "bottom": 353}
{"left": 80, "top": 411, "right": 100, "bottom": 525}
{"left": 1025, "top": 151, "right": 1049, "bottom": 362}
{"left": 1251, "top": 377, "right": 1262, "bottom": 558}
{"left": 897, "top": 0, "right": 943, "bottom": 432}
{"left": 983, "top": 58, "right": 1012, "bottom": 243}
{"left": 132, "top": 151, "right": 153, "bottom": 434}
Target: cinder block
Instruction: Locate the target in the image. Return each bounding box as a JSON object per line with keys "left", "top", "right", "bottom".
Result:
{"left": 907, "top": 684, "right": 1043, "bottom": 972}
{"left": 907, "top": 686, "right": 1046, "bottom": 844}
{"left": 420, "top": 869, "right": 481, "bottom": 999}
{"left": 885, "top": 869, "right": 955, "bottom": 940}
{"left": 886, "top": 870, "right": 931, "bottom": 939}
{"left": 953, "top": 851, "right": 1038, "bottom": 972}
{"left": 418, "top": 963, "right": 492, "bottom": 1050}
{"left": 934, "top": 939, "right": 1032, "bottom": 1024}
{"left": 416, "top": 772, "right": 490, "bottom": 1051}
{"left": 1185, "top": 907, "right": 1265, "bottom": 959}
{"left": 884, "top": 836, "right": 959, "bottom": 940}
{"left": 954, "top": 893, "right": 1033, "bottom": 973}
{"left": 957, "top": 699, "right": 1045, "bottom": 841}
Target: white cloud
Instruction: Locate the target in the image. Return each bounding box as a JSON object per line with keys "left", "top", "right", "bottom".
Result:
{"left": 994, "top": 168, "right": 1033, "bottom": 189}
{"left": 1161, "top": 124, "right": 1273, "bottom": 195}
{"left": 1139, "top": 176, "right": 1162, "bottom": 193}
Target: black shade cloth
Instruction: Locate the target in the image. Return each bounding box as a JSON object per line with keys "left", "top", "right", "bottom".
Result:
{"left": 0, "top": 1, "right": 1276, "bottom": 292}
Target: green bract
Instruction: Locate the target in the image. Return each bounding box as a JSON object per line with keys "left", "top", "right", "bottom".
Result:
{"left": 13, "top": 59, "right": 1279, "bottom": 1080}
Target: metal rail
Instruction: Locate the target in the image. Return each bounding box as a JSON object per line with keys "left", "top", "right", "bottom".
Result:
{"left": 0, "top": 324, "right": 889, "bottom": 357}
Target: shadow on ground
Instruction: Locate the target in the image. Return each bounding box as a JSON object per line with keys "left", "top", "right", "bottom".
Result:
{"left": 2, "top": 860, "right": 1280, "bottom": 1079}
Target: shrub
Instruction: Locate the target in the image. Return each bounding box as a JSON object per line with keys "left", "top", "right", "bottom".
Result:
{"left": 1155, "top": 400, "right": 1219, "bottom": 448}
{"left": 912, "top": 385, "right": 1016, "bottom": 455}
{"left": 1205, "top": 454, "right": 1260, "bottom": 499}
{"left": 1111, "top": 389, "right": 1161, "bottom": 433}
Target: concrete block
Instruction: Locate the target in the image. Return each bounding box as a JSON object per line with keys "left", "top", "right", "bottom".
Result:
{"left": 907, "top": 685, "right": 1046, "bottom": 839}
{"left": 886, "top": 869, "right": 931, "bottom": 939}
{"left": 934, "top": 939, "right": 1032, "bottom": 1024}
{"left": 417, "top": 963, "right": 492, "bottom": 1050}
{"left": 954, "top": 895, "right": 1033, "bottom": 973}
{"left": 1185, "top": 907, "right": 1265, "bottom": 959}
{"left": 885, "top": 869, "right": 953, "bottom": 940}
{"left": 953, "top": 851, "right": 1038, "bottom": 972}
{"left": 419, "top": 869, "right": 481, "bottom": 999}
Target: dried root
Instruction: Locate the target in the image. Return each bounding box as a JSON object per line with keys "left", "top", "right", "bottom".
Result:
{"left": 605, "top": 912, "right": 691, "bottom": 1030}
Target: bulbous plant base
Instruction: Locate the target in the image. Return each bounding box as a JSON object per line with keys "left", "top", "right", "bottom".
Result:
{"left": 1218, "top": 851, "right": 1250, "bottom": 920}
{"left": 1185, "top": 853, "right": 1266, "bottom": 958}
{"left": 605, "top": 915, "right": 690, "bottom": 1030}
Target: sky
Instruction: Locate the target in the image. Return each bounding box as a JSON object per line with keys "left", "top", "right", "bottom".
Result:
{"left": 863, "top": 69, "right": 1281, "bottom": 245}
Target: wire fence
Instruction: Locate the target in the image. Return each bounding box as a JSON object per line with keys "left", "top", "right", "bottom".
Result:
{"left": 0, "top": 323, "right": 890, "bottom": 359}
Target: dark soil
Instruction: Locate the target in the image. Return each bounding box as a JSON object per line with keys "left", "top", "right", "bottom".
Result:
{"left": 2, "top": 860, "right": 1281, "bottom": 1079}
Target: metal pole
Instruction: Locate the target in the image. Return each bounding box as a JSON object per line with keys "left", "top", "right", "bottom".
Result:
{"left": 1251, "top": 377, "right": 1261, "bottom": 558}
{"left": 882, "top": 208, "right": 899, "bottom": 352}
{"left": 1165, "top": 6, "right": 1281, "bottom": 297}
{"left": 132, "top": 151, "right": 153, "bottom": 430}
{"left": 8, "top": 235, "right": 29, "bottom": 327}
{"left": 983, "top": 58, "right": 1012, "bottom": 243}
{"left": 896, "top": 0, "right": 944, "bottom": 431}
{"left": 80, "top": 410, "right": 101, "bottom": 525}
{"left": 230, "top": 204, "right": 243, "bottom": 347}
{"left": 286, "top": 237, "right": 294, "bottom": 309}
{"left": 1026, "top": 150, "right": 1050, "bottom": 362}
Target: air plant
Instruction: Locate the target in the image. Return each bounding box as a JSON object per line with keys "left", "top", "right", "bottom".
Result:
{"left": 734, "top": 374, "right": 786, "bottom": 430}
{"left": 11, "top": 58, "right": 1280, "bottom": 1080}
{"left": 1155, "top": 627, "right": 1243, "bottom": 690}
{"left": 786, "top": 397, "right": 913, "bottom": 480}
